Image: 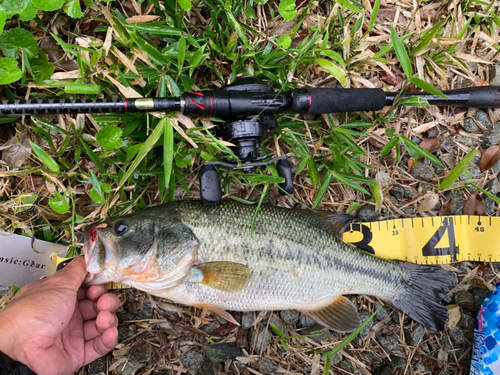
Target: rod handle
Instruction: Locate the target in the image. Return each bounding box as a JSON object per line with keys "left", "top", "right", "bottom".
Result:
{"left": 291, "top": 88, "right": 387, "bottom": 114}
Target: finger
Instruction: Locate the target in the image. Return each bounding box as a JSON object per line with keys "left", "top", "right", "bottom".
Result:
{"left": 79, "top": 299, "right": 99, "bottom": 321}
{"left": 78, "top": 287, "right": 88, "bottom": 301}
{"left": 84, "top": 327, "right": 118, "bottom": 365}
{"left": 83, "top": 311, "right": 118, "bottom": 341}
{"left": 96, "top": 293, "right": 120, "bottom": 312}
{"left": 51, "top": 256, "right": 88, "bottom": 291}
{"left": 86, "top": 285, "right": 107, "bottom": 301}
{"left": 80, "top": 294, "right": 120, "bottom": 321}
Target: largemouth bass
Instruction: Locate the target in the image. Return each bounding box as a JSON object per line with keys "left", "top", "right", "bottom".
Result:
{"left": 84, "top": 200, "right": 456, "bottom": 332}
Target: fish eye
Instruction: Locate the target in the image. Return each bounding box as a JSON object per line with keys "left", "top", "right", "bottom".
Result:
{"left": 113, "top": 220, "right": 129, "bottom": 236}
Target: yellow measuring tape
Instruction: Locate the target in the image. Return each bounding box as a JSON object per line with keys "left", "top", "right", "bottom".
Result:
{"left": 57, "top": 215, "right": 496, "bottom": 290}
{"left": 343, "top": 215, "right": 498, "bottom": 264}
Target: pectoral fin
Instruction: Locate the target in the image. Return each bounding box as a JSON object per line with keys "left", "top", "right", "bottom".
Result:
{"left": 195, "top": 262, "right": 251, "bottom": 292}
{"left": 195, "top": 304, "right": 240, "bottom": 326}
{"left": 300, "top": 296, "right": 360, "bottom": 333}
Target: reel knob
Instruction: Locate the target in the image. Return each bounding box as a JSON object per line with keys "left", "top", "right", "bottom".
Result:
{"left": 199, "top": 164, "right": 223, "bottom": 204}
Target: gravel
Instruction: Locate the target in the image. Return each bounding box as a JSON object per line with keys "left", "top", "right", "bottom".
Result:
{"left": 454, "top": 290, "right": 476, "bottom": 311}
{"left": 299, "top": 313, "right": 316, "bottom": 328}
{"left": 257, "top": 357, "right": 278, "bottom": 374}
{"left": 357, "top": 205, "right": 380, "bottom": 221}
{"left": 249, "top": 326, "right": 273, "bottom": 352}
{"left": 181, "top": 351, "right": 206, "bottom": 375}
{"left": 280, "top": 310, "right": 299, "bottom": 326}
{"left": 410, "top": 163, "right": 435, "bottom": 181}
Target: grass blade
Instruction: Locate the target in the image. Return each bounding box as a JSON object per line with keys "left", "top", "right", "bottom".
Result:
{"left": 312, "top": 171, "right": 332, "bottom": 209}
{"left": 368, "top": 0, "right": 381, "bottom": 31}
{"left": 316, "top": 58, "right": 346, "bottom": 86}
{"left": 163, "top": 118, "right": 174, "bottom": 201}
{"left": 29, "top": 141, "right": 59, "bottom": 173}
{"left": 409, "top": 77, "right": 448, "bottom": 99}
{"left": 438, "top": 147, "right": 479, "bottom": 190}
{"left": 118, "top": 117, "right": 166, "bottom": 190}
{"left": 390, "top": 25, "right": 412, "bottom": 78}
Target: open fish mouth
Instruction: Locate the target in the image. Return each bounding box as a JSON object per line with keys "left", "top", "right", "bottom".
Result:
{"left": 83, "top": 223, "right": 118, "bottom": 285}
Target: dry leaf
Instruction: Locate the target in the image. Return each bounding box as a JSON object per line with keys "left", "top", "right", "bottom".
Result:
{"left": 463, "top": 191, "right": 486, "bottom": 216}
{"left": 380, "top": 71, "right": 405, "bottom": 86}
{"left": 419, "top": 136, "right": 441, "bottom": 154}
{"left": 416, "top": 193, "right": 439, "bottom": 213}
{"left": 126, "top": 15, "right": 160, "bottom": 23}
{"left": 407, "top": 158, "right": 415, "bottom": 173}
{"left": 1, "top": 132, "right": 31, "bottom": 166}
{"left": 211, "top": 322, "right": 237, "bottom": 337}
{"left": 471, "top": 276, "right": 493, "bottom": 291}
{"left": 438, "top": 196, "right": 453, "bottom": 216}
{"left": 235, "top": 326, "right": 248, "bottom": 350}
{"left": 479, "top": 145, "right": 500, "bottom": 172}
{"left": 445, "top": 304, "right": 461, "bottom": 331}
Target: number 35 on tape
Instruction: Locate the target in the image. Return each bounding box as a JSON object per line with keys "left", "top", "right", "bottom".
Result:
{"left": 342, "top": 215, "right": 499, "bottom": 264}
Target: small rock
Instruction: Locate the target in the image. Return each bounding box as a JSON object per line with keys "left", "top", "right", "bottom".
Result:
{"left": 460, "top": 167, "right": 484, "bottom": 180}
{"left": 160, "top": 321, "right": 182, "bottom": 337}
{"left": 482, "top": 127, "right": 500, "bottom": 148}
{"left": 389, "top": 185, "right": 405, "bottom": 200}
{"left": 391, "top": 357, "right": 408, "bottom": 371}
{"left": 457, "top": 134, "right": 480, "bottom": 148}
{"left": 257, "top": 357, "right": 278, "bottom": 375}
{"left": 249, "top": 326, "right": 273, "bottom": 352}
{"left": 440, "top": 153, "right": 456, "bottom": 169}
{"left": 485, "top": 197, "right": 496, "bottom": 215}
{"left": 458, "top": 312, "right": 475, "bottom": 330}
{"left": 485, "top": 178, "right": 500, "bottom": 194}
{"left": 357, "top": 205, "right": 380, "bottom": 222}
{"left": 280, "top": 310, "right": 299, "bottom": 326}
{"left": 203, "top": 343, "right": 242, "bottom": 363}
{"left": 418, "top": 182, "right": 435, "bottom": 194}
{"left": 118, "top": 326, "right": 135, "bottom": 342}
{"left": 426, "top": 127, "right": 440, "bottom": 138}
{"left": 411, "top": 136, "right": 421, "bottom": 145}
{"left": 408, "top": 324, "right": 426, "bottom": 347}
{"left": 241, "top": 312, "right": 254, "bottom": 329}
{"left": 181, "top": 351, "right": 205, "bottom": 375}
{"left": 300, "top": 325, "right": 331, "bottom": 342}
{"left": 375, "top": 301, "right": 390, "bottom": 321}
{"left": 492, "top": 161, "right": 500, "bottom": 174}
{"left": 432, "top": 162, "right": 445, "bottom": 175}
{"left": 358, "top": 310, "right": 374, "bottom": 337}
{"left": 450, "top": 192, "right": 466, "bottom": 215}
{"left": 449, "top": 326, "right": 469, "bottom": 346}
{"left": 454, "top": 291, "right": 475, "bottom": 311}
{"left": 116, "top": 363, "right": 145, "bottom": 375}
{"left": 474, "top": 110, "right": 493, "bottom": 129}
{"left": 378, "top": 335, "right": 405, "bottom": 356}
{"left": 88, "top": 357, "right": 107, "bottom": 375}
{"left": 410, "top": 163, "right": 434, "bottom": 182}
{"left": 441, "top": 137, "right": 457, "bottom": 154}
{"left": 473, "top": 289, "right": 490, "bottom": 311}
{"left": 300, "top": 313, "right": 316, "bottom": 328}
{"left": 374, "top": 366, "right": 392, "bottom": 375}
{"left": 125, "top": 301, "right": 154, "bottom": 319}
{"left": 128, "top": 341, "right": 153, "bottom": 363}
{"left": 462, "top": 118, "right": 479, "bottom": 133}
{"left": 380, "top": 154, "right": 394, "bottom": 165}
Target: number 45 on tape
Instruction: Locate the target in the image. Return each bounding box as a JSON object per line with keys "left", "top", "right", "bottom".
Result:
{"left": 342, "top": 215, "right": 498, "bottom": 265}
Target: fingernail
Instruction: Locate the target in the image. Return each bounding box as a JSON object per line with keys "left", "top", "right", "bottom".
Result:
{"left": 109, "top": 314, "right": 116, "bottom": 325}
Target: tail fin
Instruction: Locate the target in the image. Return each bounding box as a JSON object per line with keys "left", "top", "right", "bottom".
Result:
{"left": 392, "top": 262, "right": 457, "bottom": 331}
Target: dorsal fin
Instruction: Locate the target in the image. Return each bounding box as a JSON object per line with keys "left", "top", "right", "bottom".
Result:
{"left": 300, "top": 296, "right": 360, "bottom": 333}
{"left": 306, "top": 210, "right": 356, "bottom": 238}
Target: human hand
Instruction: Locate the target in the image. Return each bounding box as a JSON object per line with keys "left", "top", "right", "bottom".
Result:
{"left": 0, "top": 256, "right": 120, "bottom": 375}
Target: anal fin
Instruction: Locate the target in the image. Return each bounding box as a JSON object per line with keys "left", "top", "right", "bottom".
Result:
{"left": 300, "top": 296, "right": 360, "bottom": 333}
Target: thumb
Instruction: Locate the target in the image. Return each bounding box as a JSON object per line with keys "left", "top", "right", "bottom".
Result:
{"left": 50, "top": 256, "right": 88, "bottom": 291}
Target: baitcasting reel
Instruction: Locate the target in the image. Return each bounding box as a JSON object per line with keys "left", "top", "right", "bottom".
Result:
{"left": 198, "top": 77, "right": 294, "bottom": 204}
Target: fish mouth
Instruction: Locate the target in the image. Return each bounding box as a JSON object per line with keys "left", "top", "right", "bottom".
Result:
{"left": 83, "top": 224, "right": 118, "bottom": 285}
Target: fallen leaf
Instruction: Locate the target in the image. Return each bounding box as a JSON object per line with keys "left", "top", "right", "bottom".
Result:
{"left": 380, "top": 71, "right": 404, "bottom": 86}
{"left": 471, "top": 276, "right": 493, "bottom": 291}
{"left": 463, "top": 191, "right": 486, "bottom": 216}
{"left": 475, "top": 262, "right": 486, "bottom": 277}
{"left": 445, "top": 304, "right": 461, "bottom": 331}
{"left": 1, "top": 132, "right": 31, "bottom": 167}
{"left": 419, "top": 136, "right": 441, "bottom": 154}
{"left": 416, "top": 193, "right": 439, "bottom": 213}
{"left": 235, "top": 326, "right": 248, "bottom": 350}
{"left": 407, "top": 158, "right": 415, "bottom": 173}
{"left": 16, "top": 174, "right": 47, "bottom": 193}
{"left": 479, "top": 145, "right": 500, "bottom": 172}
{"left": 210, "top": 322, "right": 237, "bottom": 337}
{"left": 446, "top": 124, "right": 460, "bottom": 136}
{"left": 438, "top": 196, "right": 453, "bottom": 216}
{"left": 382, "top": 323, "right": 399, "bottom": 335}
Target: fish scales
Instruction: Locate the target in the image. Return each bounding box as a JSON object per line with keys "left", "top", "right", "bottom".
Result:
{"left": 153, "top": 200, "right": 407, "bottom": 311}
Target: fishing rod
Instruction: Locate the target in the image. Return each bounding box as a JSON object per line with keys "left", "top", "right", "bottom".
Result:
{"left": 1, "top": 77, "right": 499, "bottom": 204}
